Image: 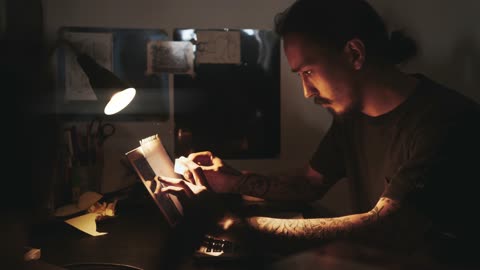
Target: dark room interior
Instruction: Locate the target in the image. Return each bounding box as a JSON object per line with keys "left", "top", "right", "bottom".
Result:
{"left": 3, "top": 0, "right": 480, "bottom": 270}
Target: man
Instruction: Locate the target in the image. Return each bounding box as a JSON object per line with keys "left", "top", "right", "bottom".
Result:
{"left": 161, "top": 0, "right": 480, "bottom": 265}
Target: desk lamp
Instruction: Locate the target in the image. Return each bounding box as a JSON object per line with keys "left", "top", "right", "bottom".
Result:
{"left": 61, "top": 38, "right": 136, "bottom": 115}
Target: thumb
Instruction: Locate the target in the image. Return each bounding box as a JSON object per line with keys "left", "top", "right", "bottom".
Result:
{"left": 161, "top": 185, "right": 193, "bottom": 198}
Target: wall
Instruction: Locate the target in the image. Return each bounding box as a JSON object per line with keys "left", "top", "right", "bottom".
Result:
{"left": 42, "top": 0, "right": 480, "bottom": 215}
{"left": 370, "top": 0, "right": 480, "bottom": 102}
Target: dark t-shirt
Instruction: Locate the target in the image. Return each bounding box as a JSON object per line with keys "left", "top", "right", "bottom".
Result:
{"left": 310, "top": 74, "right": 480, "bottom": 241}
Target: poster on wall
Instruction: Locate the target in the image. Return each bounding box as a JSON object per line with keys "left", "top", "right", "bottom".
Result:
{"left": 63, "top": 31, "right": 113, "bottom": 101}
{"left": 195, "top": 30, "right": 241, "bottom": 64}
{"left": 145, "top": 41, "right": 194, "bottom": 76}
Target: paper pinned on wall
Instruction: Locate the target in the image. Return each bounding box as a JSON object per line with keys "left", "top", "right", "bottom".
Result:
{"left": 146, "top": 41, "right": 194, "bottom": 75}
{"left": 196, "top": 30, "right": 241, "bottom": 64}
{"left": 63, "top": 31, "right": 113, "bottom": 101}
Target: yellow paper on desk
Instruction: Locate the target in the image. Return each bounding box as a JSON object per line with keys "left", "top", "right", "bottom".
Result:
{"left": 65, "top": 213, "right": 107, "bottom": 236}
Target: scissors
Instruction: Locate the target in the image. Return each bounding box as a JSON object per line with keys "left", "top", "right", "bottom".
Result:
{"left": 88, "top": 118, "right": 116, "bottom": 147}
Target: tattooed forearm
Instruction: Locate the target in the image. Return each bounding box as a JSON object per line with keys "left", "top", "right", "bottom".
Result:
{"left": 378, "top": 197, "right": 400, "bottom": 215}
{"left": 247, "top": 216, "right": 355, "bottom": 240}
{"left": 361, "top": 205, "right": 383, "bottom": 223}
{"left": 246, "top": 197, "right": 402, "bottom": 241}
{"left": 236, "top": 173, "right": 327, "bottom": 201}
{"left": 237, "top": 173, "right": 271, "bottom": 198}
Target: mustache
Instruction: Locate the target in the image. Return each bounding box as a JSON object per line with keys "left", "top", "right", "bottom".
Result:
{"left": 314, "top": 96, "right": 331, "bottom": 105}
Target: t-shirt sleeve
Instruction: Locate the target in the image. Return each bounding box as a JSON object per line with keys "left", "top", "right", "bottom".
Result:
{"left": 381, "top": 127, "right": 437, "bottom": 201}
{"left": 382, "top": 114, "right": 479, "bottom": 203}
{"left": 309, "top": 118, "right": 346, "bottom": 183}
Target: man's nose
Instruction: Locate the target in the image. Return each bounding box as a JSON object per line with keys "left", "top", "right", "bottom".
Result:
{"left": 302, "top": 77, "right": 316, "bottom": 99}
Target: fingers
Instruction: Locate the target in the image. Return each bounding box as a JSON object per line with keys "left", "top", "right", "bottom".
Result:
{"left": 175, "top": 158, "right": 208, "bottom": 186}
{"left": 190, "top": 166, "right": 208, "bottom": 186}
{"left": 194, "top": 155, "right": 223, "bottom": 171}
{"left": 183, "top": 170, "right": 194, "bottom": 182}
{"left": 174, "top": 157, "right": 194, "bottom": 182}
{"left": 187, "top": 151, "right": 214, "bottom": 166}
{"left": 183, "top": 152, "right": 231, "bottom": 173}
{"left": 156, "top": 176, "right": 195, "bottom": 198}
{"left": 156, "top": 175, "right": 207, "bottom": 195}
{"left": 199, "top": 157, "right": 241, "bottom": 176}
{"left": 160, "top": 185, "right": 184, "bottom": 193}
{"left": 155, "top": 175, "right": 182, "bottom": 184}
{"left": 145, "top": 180, "right": 152, "bottom": 189}
{"left": 161, "top": 185, "right": 193, "bottom": 199}
{"left": 153, "top": 176, "right": 162, "bottom": 195}
{"left": 185, "top": 161, "right": 207, "bottom": 186}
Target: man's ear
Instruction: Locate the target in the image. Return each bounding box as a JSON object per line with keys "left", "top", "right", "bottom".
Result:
{"left": 344, "top": 39, "right": 366, "bottom": 70}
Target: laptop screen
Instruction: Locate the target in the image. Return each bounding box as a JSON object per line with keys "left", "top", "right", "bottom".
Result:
{"left": 125, "top": 134, "right": 184, "bottom": 227}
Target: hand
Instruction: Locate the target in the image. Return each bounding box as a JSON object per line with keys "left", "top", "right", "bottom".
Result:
{"left": 155, "top": 176, "right": 225, "bottom": 258}
{"left": 156, "top": 175, "right": 224, "bottom": 221}
{"left": 155, "top": 175, "right": 207, "bottom": 198}
{"left": 177, "top": 151, "right": 242, "bottom": 194}
{"left": 145, "top": 175, "right": 209, "bottom": 217}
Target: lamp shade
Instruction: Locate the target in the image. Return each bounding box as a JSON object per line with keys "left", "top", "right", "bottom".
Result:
{"left": 76, "top": 53, "right": 136, "bottom": 115}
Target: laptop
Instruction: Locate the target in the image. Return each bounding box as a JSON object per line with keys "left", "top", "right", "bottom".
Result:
{"left": 125, "top": 134, "right": 252, "bottom": 261}
{"left": 125, "top": 134, "right": 184, "bottom": 227}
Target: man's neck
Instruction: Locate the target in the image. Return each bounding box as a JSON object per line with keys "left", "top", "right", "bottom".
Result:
{"left": 360, "top": 68, "right": 418, "bottom": 117}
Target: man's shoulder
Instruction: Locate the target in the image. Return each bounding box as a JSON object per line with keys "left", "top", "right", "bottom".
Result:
{"left": 410, "top": 74, "right": 480, "bottom": 121}
{"left": 414, "top": 73, "right": 479, "bottom": 111}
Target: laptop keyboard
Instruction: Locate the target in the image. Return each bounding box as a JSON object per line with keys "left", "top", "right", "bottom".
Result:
{"left": 195, "top": 234, "right": 237, "bottom": 257}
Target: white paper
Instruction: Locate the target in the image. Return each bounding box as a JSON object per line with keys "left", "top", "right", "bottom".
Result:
{"left": 63, "top": 31, "right": 113, "bottom": 101}
{"left": 196, "top": 30, "right": 241, "bottom": 64}
{"left": 146, "top": 41, "right": 194, "bottom": 75}
{"left": 140, "top": 134, "right": 179, "bottom": 179}
{"left": 65, "top": 213, "right": 107, "bottom": 236}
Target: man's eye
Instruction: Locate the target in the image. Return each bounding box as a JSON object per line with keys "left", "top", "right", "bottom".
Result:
{"left": 303, "top": 70, "right": 313, "bottom": 76}
{"left": 296, "top": 70, "right": 313, "bottom": 77}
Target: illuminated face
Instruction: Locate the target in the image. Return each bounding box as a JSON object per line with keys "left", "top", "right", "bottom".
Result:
{"left": 284, "top": 32, "right": 360, "bottom": 115}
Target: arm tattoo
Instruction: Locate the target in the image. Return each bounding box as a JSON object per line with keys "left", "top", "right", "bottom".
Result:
{"left": 361, "top": 205, "right": 383, "bottom": 223}
{"left": 236, "top": 173, "right": 326, "bottom": 200}
{"left": 237, "top": 173, "right": 271, "bottom": 198}
{"left": 248, "top": 216, "right": 355, "bottom": 240}
{"left": 379, "top": 197, "right": 400, "bottom": 215}
{"left": 247, "top": 197, "right": 402, "bottom": 241}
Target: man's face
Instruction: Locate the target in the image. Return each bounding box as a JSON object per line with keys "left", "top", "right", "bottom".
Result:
{"left": 284, "top": 32, "right": 360, "bottom": 116}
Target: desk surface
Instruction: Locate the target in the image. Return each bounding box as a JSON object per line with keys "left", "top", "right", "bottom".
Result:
{"left": 25, "top": 187, "right": 476, "bottom": 270}
{"left": 27, "top": 188, "right": 267, "bottom": 270}
{"left": 29, "top": 201, "right": 171, "bottom": 270}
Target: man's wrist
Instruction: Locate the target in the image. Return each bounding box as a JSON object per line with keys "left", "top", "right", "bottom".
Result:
{"left": 230, "top": 173, "right": 246, "bottom": 193}
{"left": 233, "top": 172, "right": 270, "bottom": 198}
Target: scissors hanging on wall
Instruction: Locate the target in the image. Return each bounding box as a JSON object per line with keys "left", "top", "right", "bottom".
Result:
{"left": 88, "top": 117, "right": 116, "bottom": 147}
